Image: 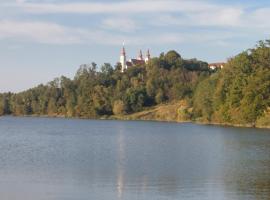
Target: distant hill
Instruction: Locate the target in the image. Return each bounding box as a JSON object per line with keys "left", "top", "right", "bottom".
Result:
{"left": 1, "top": 41, "right": 269, "bottom": 128}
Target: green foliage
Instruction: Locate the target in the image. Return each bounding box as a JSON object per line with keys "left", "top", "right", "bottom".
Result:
{"left": 0, "top": 93, "right": 11, "bottom": 115}
{"left": 124, "top": 87, "right": 148, "bottom": 113}
{"left": 0, "top": 50, "right": 206, "bottom": 118}
{"left": 113, "top": 100, "right": 125, "bottom": 115}
{"left": 256, "top": 110, "right": 270, "bottom": 127}
{"left": 193, "top": 74, "right": 218, "bottom": 121}
{"left": 2, "top": 41, "right": 269, "bottom": 128}
{"left": 193, "top": 40, "right": 270, "bottom": 126}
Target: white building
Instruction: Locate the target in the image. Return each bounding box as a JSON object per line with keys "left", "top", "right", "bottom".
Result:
{"left": 208, "top": 62, "right": 226, "bottom": 70}
{"left": 120, "top": 46, "right": 127, "bottom": 72}
{"left": 119, "top": 45, "right": 151, "bottom": 72}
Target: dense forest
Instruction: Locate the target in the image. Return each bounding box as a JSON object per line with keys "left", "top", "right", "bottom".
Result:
{"left": 0, "top": 40, "right": 269, "bottom": 128}
{"left": 193, "top": 40, "right": 270, "bottom": 127}
{"left": 0, "top": 50, "right": 209, "bottom": 117}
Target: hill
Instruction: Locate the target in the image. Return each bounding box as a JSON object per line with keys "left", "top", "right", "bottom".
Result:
{"left": 0, "top": 41, "right": 269, "bottom": 128}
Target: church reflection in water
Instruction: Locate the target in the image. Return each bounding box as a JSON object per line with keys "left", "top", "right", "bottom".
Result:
{"left": 116, "top": 125, "right": 125, "bottom": 199}
{"left": 115, "top": 124, "right": 150, "bottom": 199}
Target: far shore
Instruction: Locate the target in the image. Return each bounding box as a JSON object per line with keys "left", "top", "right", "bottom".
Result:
{"left": 1, "top": 113, "right": 269, "bottom": 130}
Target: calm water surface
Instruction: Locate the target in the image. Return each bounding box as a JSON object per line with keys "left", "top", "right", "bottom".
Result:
{"left": 0, "top": 116, "right": 270, "bottom": 200}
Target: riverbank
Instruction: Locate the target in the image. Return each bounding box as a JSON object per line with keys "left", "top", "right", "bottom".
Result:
{"left": 110, "top": 102, "right": 270, "bottom": 130}
{"left": 1, "top": 102, "right": 269, "bottom": 129}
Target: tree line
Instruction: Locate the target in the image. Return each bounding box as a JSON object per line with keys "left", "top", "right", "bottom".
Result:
{"left": 0, "top": 50, "right": 208, "bottom": 117}
{"left": 0, "top": 41, "right": 269, "bottom": 127}
{"left": 192, "top": 40, "right": 270, "bottom": 127}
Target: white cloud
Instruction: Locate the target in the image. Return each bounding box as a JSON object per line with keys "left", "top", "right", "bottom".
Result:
{"left": 12, "top": 0, "right": 270, "bottom": 29}
{"left": 190, "top": 8, "right": 243, "bottom": 27}
{"left": 0, "top": 19, "right": 236, "bottom": 46}
{"left": 247, "top": 8, "right": 270, "bottom": 29}
{"left": 151, "top": 7, "right": 270, "bottom": 31}
{"left": 1, "top": 0, "right": 270, "bottom": 46}
{"left": 13, "top": 0, "right": 222, "bottom": 14}
{"left": 150, "top": 7, "right": 244, "bottom": 28}
{"left": 15, "top": 0, "right": 26, "bottom": 3}
{"left": 0, "top": 20, "right": 82, "bottom": 44}
{"left": 0, "top": 19, "right": 126, "bottom": 45}
{"left": 101, "top": 18, "right": 138, "bottom": 32}
{"left": 3, "top": 0, "right": 269, "bottom": 32}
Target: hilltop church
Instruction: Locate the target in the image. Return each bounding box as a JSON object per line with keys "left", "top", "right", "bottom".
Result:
{"left": 119, "top": 45, "right": 151, "bottom": 72}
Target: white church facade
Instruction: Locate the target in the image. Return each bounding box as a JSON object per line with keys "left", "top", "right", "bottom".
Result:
{"left": 119, "top": 45, "right": 151, "bottom": 72}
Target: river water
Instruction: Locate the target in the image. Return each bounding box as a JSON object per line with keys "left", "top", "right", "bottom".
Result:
{"left": 0, "top": 116, "right": 270, "bottom": 200}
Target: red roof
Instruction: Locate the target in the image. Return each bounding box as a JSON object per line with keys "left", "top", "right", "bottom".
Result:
{"left": 131, "top": 59, "right": 145, "bottom": 66}
{"left": 126, "top": 61, "right": 132, "bottom": 67}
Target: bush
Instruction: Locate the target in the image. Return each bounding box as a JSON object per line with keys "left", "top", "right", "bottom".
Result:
{"left": 113, "top": 100, "right": 125, "bottom": 115}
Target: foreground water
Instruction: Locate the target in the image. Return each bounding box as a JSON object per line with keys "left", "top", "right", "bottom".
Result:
{"left": 0, "top": 117, "right": 270, "bottom": 200}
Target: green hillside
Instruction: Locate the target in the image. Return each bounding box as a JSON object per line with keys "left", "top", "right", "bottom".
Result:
{"left": 1, "top": 40, "right": 269, "bottom": 128}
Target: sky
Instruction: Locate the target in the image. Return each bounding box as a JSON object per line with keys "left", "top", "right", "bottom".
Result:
{"left": 0, "top": 0, "right": 270, "bottom": 92}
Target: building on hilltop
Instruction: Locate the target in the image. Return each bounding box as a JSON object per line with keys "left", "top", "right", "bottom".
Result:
{"left": 208, "top": 62, "right": 226, "bottom": 70}
{"left": 120, "top": 46, "right": 127, "bottom": 72}
{"left": 119, "top": 45, "right": 151, "bottom": 72}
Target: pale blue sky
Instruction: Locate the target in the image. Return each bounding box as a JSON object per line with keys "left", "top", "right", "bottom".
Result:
{"left": 0, "top": 0, "right": 270, "bottom": 92}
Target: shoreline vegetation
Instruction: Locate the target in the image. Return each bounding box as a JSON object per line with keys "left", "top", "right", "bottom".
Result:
{"left": 1, "top": 40, "right": 270, "bottom": 129}
{"left": 0, "top": 95, "right": 270, "bottom": 129}
{"left": 1, "top": 114, "right": 269, "bottom": 130}
{"left": 111, "top": 103, "right": 270, "bottom": 129}
{"left": 1, "top": 101, "right": 269, "bottom": 130}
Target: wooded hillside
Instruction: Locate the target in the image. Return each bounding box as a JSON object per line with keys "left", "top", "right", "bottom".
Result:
{"left": 1, "top": 41, "right": 269, "bottom": 128}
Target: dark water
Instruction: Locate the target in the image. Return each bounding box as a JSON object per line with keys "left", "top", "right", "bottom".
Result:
{"left": 0, "top": 117, "right": 270, "bottom": 200}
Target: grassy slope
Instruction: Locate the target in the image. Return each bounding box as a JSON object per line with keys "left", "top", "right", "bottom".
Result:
{"left": 112, "top": 102, "right": 270, "bottom": 129}
{"left": 112, "top": 101, "right": 187, "bottom": 122}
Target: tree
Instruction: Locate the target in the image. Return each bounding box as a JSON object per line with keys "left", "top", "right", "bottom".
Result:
{"left": 113, "top": 100, "right": 125, "bottom": 115}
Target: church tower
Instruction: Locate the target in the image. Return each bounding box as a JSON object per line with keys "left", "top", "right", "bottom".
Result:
{"left": 138, "top": 49, "right": 143, "bottom": 60}
{"left": 120, "top": 44, "right": 127, "bottom": 72}
{"left": 145, "top": 49, "right": 151, "bottom": 64}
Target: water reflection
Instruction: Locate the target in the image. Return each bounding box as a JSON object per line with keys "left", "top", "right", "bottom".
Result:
{"left": 116, "top": 124, "right": 126, "bottom": 199}
{"left": 111, "top": 122, "right": 270, "bottom": 200}
{"left": 220, "top": 129, "right": 270, "bottom": 200}
{"left": 0, "top": 117, "right": 270, "bottom": 200}
{"left": 115, "top": 124, "right": 146, "bottom": 197}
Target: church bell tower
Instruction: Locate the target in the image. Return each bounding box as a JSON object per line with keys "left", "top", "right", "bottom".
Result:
{"left": 145, "top": 49, "right": 151, "bottom": 64}
{"left": 120, "top": 44, "right": 127, "bottom": 72}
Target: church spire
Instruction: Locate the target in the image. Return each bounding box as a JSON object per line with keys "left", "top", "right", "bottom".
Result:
{"left": 145, "top": 49, "right": 151, "bottom": 64}
{"left": 120, "top": 43, "right": 127, "bottom": 72}
{"left": 146, "top": 49, "right": 150, "bottom": 59}
{"left": 121, "top": 42, "right": 126, "bottom": 56}
{"left": 138, "top": 49, "right": 143, "bottom": 60}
